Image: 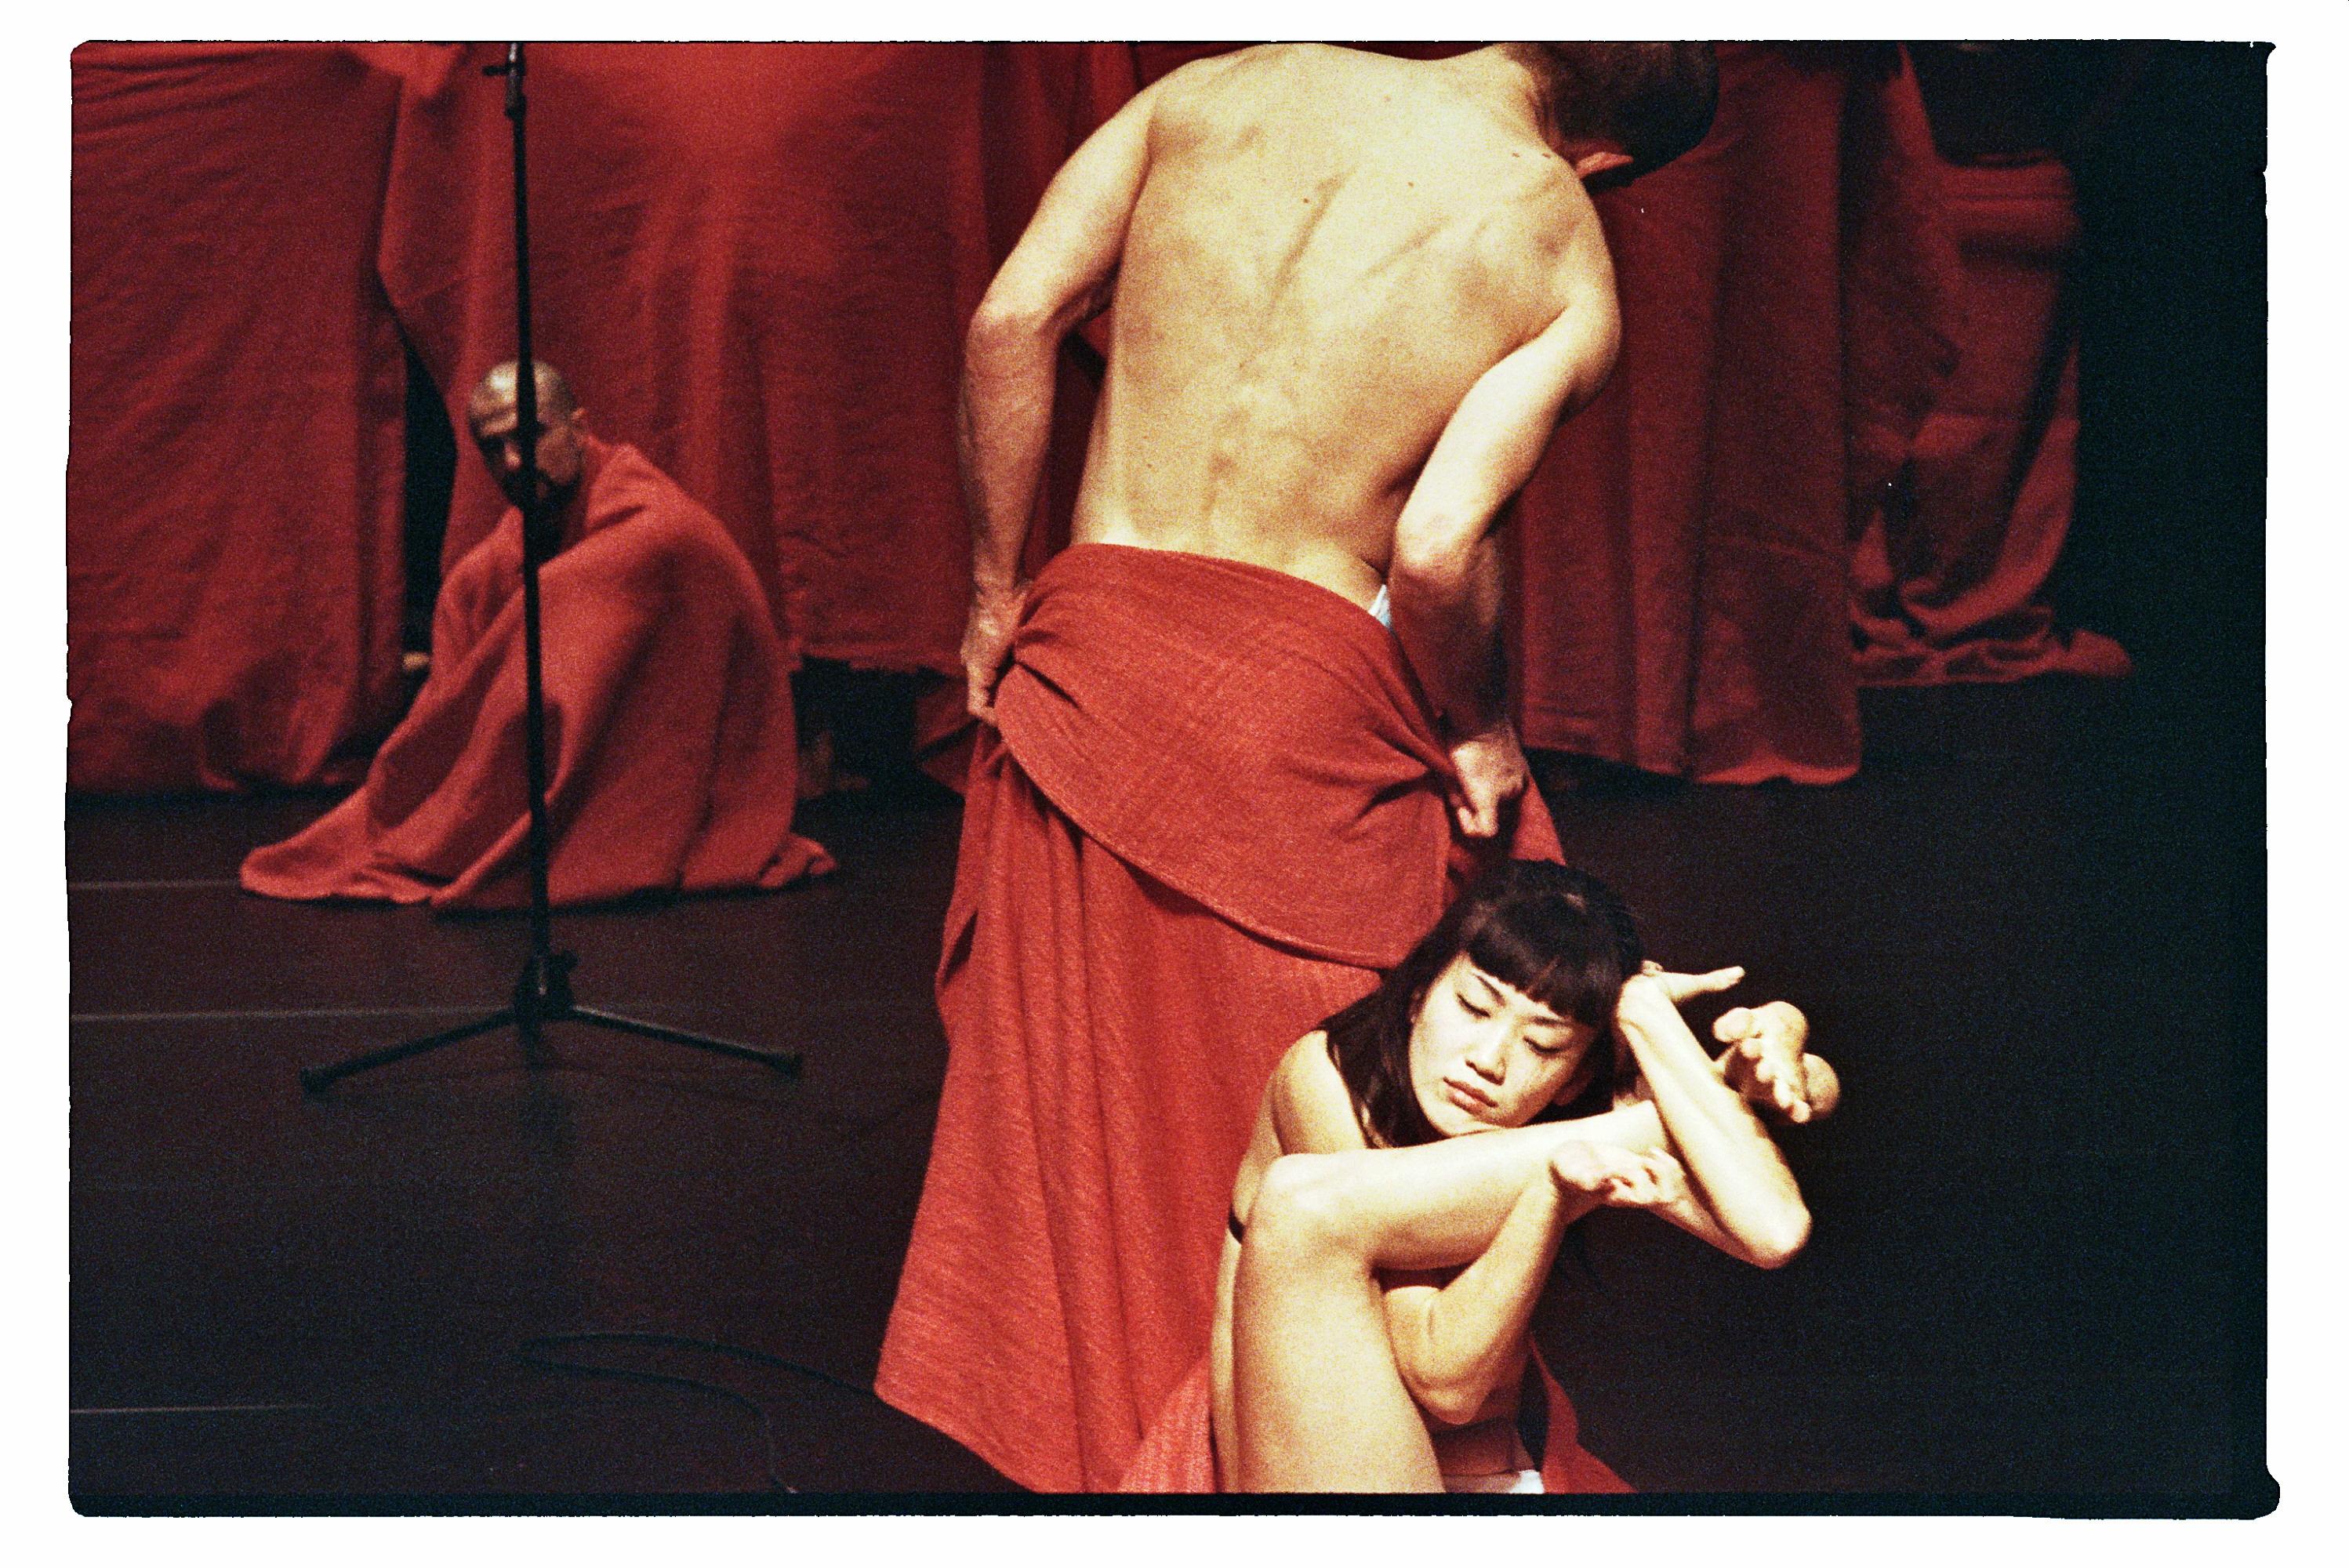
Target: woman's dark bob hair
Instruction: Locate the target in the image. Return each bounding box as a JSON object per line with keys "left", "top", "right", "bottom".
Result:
{"left": 1323, "top": 860, "right": 1643, "bottom": 1149}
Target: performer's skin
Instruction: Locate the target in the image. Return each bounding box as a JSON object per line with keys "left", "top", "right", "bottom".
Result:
{"left": 1218, "top": 960, "right": 1840, "bottom": 1491}
{"left": 959, "top": 43, "right": 1654, "bottom": 837}
{"left": 466, "top": 359, "right": 589, "bottom": 513}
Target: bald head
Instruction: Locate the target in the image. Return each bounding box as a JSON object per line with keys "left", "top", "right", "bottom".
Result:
{"left": 465, "top": 359, "right": 590, "bottom": 509}
{"left": 467, "top": 359, "right": 579, "bottom": 429}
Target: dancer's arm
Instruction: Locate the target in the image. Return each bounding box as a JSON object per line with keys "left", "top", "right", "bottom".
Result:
{"left": 1615, "top": 974, "right": 1813, "bottom": 1268}
{"left": 957, "top": 77, "right": 1164, "bottom": 720}
{"left": 1388, "top": 251, "right": 1618, "bottom": 837}
{"left": 1378, "top": 1143, "right": 1683, "bottom": 1424}
{"left": 1376, "top": 990, "right": 1839, "bottom": 1414}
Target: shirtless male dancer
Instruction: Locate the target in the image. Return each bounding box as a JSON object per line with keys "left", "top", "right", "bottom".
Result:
{"left": 877, "top": 43, "right": 1720, "bottom": 1492}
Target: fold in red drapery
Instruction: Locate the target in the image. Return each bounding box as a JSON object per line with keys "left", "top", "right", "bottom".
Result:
{"left": 1852, "top": 155, "right": 2130, "bottom": 684}
{"left": 238, "top": 439, "right": 832, "bottom": 909}
{"left": 68, "top": 43, "right": 412, "bottom": 792}
{"left": 990, "top": 547, "right": 1562, "bottom": 966}
{"left": 877, "top": 544, "right": 1562, "bottom": 1492}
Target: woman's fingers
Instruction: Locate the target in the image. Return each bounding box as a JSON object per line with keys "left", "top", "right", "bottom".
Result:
{"left": 1656, "top": 964, "right": 1745, "bottom": 1003}
{"left": 1637, "top": 1152, "right": 1686, "bottom": 1207}
{"left": 1599, "top": 1150, "right": 1690, "bottom": 1209}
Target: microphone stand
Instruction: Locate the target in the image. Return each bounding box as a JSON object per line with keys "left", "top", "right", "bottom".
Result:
{"left": 301, "top": 43, "right": 800, "bottom": 1094}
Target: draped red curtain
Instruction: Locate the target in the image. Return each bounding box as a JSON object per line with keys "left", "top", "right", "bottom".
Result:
{"left": 68, "top": 43, "right": 412, "bottom": 792}
{"left": 67, "top": 42, "right": 2107, "bottom": 797}
{"left": 1507, "top": 43, "right": 1965, "bottom": 784}
{"left": 68, "top": 42, "right": 1132, "bottom": 794}
{"left": 379, "top": 42, "right": 1135, "bottom": 677}
{"left": 1851, "top": 154, "right": 2131, "bottom": 685}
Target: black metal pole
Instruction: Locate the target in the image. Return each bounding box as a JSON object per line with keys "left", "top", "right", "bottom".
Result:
{"left": 504, "top": 42, "right": 560, "bottom": 1058}
{"left": 299, "top": 41, "right": 798, "bottom": 1094}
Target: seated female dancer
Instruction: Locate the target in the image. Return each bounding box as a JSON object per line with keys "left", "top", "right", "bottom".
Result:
{"left": 1211, "top": 861, "right": 1838, "bottom": 1492}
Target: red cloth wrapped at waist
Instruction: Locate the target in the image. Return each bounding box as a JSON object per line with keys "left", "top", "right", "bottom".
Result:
{"left": 989, "top": 543, "right": 1560, "bottom": 971}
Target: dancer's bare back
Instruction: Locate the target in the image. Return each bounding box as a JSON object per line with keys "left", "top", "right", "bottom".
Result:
{"left": 1068, "top": 44, "right": 1616, "bottom": 611}
{"left": 963, "top": 43, "right": 1631, "bottom": 833}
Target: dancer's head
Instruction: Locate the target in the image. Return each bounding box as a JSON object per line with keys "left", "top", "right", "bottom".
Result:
{"left": 1324, "top": 862, "right": 1644, "bottom": 1146}
{"left": 466, "top": 359, "right": 587, "bottom": 510}
{"left": 1508, "top": 42, "right": 1718, "bottom": 184}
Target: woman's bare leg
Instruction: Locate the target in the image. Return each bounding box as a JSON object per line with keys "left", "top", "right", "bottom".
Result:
{"left": 1229, "top": 1131, "right": 1657, "bottom": 1490}
{"left": 1231, "top": 1161, "right": 1444, "bottom": 1491}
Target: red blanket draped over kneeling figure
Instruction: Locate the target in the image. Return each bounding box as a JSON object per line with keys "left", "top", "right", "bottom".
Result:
{"left": 876, "top": 543, "right": 1621, "bottom": 1493}
{"left": 241, "top": 437, "right": 832, "bottom": 909}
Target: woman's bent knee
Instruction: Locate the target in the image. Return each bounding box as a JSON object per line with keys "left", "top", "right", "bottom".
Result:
{"left": 1240, "top": 1155, "right": 1370, "bottom": 1279}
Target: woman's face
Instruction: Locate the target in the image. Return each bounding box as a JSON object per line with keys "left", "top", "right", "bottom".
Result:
{"left": 1408, "top": 954, "right": 1602, "bottom": 1137}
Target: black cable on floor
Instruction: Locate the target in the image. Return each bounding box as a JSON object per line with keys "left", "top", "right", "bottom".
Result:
{"left": 515, "top": 1330, "right": 880, "bottom": 1494}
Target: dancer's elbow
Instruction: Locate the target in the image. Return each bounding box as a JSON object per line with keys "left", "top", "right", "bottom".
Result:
{"left": 1403, "top": 1365, "right": 1495, "bottom": 1427}
{"left": 1387, "top": 528, "right": 1479, "bottom": 604}
{"left": 1744, "top": 1204, "right": 1811, "bottom": 1270}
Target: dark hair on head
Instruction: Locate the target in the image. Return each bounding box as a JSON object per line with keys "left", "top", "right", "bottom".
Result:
{"left": 1524, "top": 42, "right": 1719, "bottom": 182}
{"left": 1323, "top": 861, "right": 1644, "bottom": 1149}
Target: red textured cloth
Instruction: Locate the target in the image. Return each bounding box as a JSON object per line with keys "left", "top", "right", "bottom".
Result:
{"left": 876, "top": 544, "right": 1561, "bottom": 1492}
{"left": 379, "top": 42, "right": 1135, "bottom": 677}
{"left": 1510, "top": 43, "right": 1962, "bottom": 783}
{"left": 69, "top": 43, "right": 411, "bottom": 791}
{"left": 238, "top": 439, "right": 831, "bottom": 909}
{"left": 1116, "top": 1349, "right": 1628, "bottom": 1494}
{"left": 1852, "top": 156, "right": 2130, "bottom": 684}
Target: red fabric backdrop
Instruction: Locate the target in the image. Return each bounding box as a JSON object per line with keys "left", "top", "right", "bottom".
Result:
{"left": 1507, "top": 43, "right": 1963, "bottom": 783}
{"left": 1851, "top": 155, "right": 2130, "bottom": 684}
{"left": 68, "top": 42, "right": 1131, "bottom": 794}
{"left": 378, "top": 42, "right": 1135, "bottom": 677}
{"left": 69, "top": 43, "right": 412, "bottom": 792}
{"left": 67, "top": 42, "right": 2104, "bottom": 797}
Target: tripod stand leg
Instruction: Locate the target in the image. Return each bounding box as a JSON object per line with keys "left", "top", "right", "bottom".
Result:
{"left": 565, "top": 1005, "right": 802, "bottom": 1077}
{"left": 300, "top": 1007, "right": 523, "bottom": 1095}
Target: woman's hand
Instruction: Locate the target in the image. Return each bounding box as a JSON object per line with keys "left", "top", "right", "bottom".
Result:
{"left": 1549, "top": 1142, "right": 1690, "bottom": 1211}
{"left": 1714, "top": 1001, "right": 1836, "bottom": 1125}
{"left": 1636, "top": 958, "right": 1745, "bottom": 1007}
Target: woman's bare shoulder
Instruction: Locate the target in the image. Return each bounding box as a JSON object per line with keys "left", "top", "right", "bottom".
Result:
{"left": 1269, "top": 1031, "right": 1369, "bottom": 1152}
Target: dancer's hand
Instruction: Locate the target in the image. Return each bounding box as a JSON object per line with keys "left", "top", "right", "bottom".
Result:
{"left": 1715, "top": 1001, "right": 1836, "bottom": 1125}
{"left": 1636, "top": 958, "right": 1747, "bottom": 1007}
{"left": 962, "top": 579, "right": 1031, "bottom": 725}
{"left": 1446, "top": 720, "right": 1528, "bottom": 839}
{"left": 1551, "top": 1142, "right": 1690, "bottom": 1210}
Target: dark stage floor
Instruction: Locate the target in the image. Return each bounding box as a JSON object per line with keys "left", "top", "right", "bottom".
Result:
{"left": 66, "top": 673, "right": 2266, "bottom": 1512}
